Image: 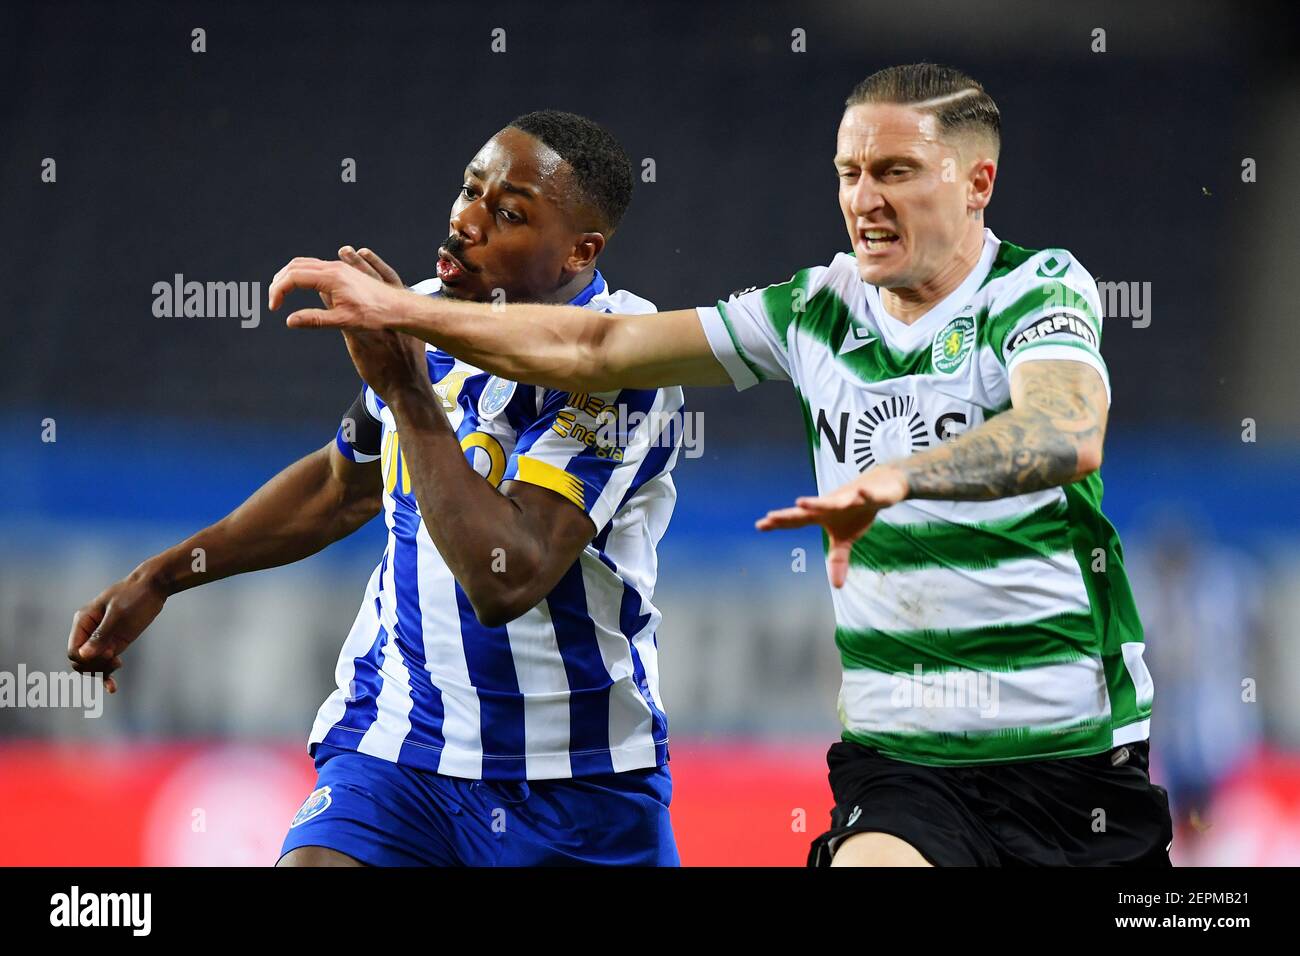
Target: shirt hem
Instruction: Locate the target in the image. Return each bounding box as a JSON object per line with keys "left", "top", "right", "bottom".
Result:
{"left": 308, "top": 729, "right": 671, "bottom": 781}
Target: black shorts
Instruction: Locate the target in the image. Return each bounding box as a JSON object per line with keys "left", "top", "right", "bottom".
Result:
{"left": 808, "top": 739, "right": 1174, "bottom": 867}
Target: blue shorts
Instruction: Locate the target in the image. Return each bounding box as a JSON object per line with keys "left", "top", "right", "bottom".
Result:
{"left": 279, "top": 744, "right": 679, "bottom": 866}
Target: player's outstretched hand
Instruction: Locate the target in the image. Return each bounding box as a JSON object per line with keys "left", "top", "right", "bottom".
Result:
{"left": 756, "top": 466, "right": 909, "bottom": 589}
{"left": 337, "top": 246, "right": 404, "bottom": 288}
{"left": 66, "top": 574, "right": 168, "bottom": 694}
{"left": 270, "top": 255, "right": 411, "bottom": 331}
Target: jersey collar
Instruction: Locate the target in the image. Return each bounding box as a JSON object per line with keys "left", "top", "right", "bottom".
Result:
{"left": 567, "top": 269, "right": 607, "bottom": 308}
{"left": 863, "top": 228, "right": 999, "bottom": 354}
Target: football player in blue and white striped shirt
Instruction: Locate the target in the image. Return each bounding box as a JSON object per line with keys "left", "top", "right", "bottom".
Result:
{"left": 68, "top": 111, "right": 685, "bottom": 866}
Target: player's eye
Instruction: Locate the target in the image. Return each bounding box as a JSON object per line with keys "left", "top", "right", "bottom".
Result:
{"left": 460, "top": 184, "right": 478, "bottom": 199}
{"left": 498, "top": 208, "right": 523, "bottom": 223}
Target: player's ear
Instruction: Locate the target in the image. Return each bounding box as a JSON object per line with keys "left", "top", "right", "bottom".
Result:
{"left": 565, "top": 232, "right": 605, "bottom": 275}
{"left": 968, "top": 157, "right": 996, "bottom": 213}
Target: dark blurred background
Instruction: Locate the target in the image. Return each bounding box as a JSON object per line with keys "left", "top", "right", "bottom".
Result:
{"left": 1, "top": 0, "right": 1297, "bottom": 865}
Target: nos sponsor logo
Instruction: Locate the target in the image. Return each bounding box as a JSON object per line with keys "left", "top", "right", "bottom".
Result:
{"left": 816, "top": 401, "right": 968, "bottom": 472}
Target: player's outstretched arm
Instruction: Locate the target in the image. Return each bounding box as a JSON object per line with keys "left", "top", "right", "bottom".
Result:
{"left": 269, "top": 254, "right": 731, "bottom": 390}
{"left": 896, "top": 358, "right": 1108, "bottom": 498}
{"left": 757, "top": 359, "right": 1108, "bottom": 587}
{"left": 67, "top": 443, "right": 383, "bottom": 691}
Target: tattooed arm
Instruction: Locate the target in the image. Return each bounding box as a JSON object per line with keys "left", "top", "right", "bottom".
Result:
{"left": 900, "top": 359, "right": 1108, "bottom": 499}
{"left": 757, "top": 359, "right": 1109, "bottom": 586}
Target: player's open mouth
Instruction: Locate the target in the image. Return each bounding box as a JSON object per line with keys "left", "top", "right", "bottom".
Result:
{"left": 436, "top": 249, "right": 472, "bottom": 282}
{"left": 859, "top": 228, "right": 900, "bottom": 252}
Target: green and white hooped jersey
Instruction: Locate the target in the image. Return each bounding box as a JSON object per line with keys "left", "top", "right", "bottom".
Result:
{"left": 696, "top": 228, "right": 1152, "bottom": 766}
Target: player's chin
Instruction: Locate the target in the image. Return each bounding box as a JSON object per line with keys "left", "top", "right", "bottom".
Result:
{"left": 439, "top": 274, "right": 486, "bottom": 301}
{"left": 856, "top": 261, "right": 906, "bottom": 287}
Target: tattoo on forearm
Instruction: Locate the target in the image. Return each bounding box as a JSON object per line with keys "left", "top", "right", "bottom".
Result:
{"left": 901, "top": 362, "right": 1108, "bottom": 500}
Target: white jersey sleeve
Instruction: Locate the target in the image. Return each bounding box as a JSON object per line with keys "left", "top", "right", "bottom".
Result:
{"left": 987, "top": 249, "right": 1111, "bottom": 405}
{"left": 696, "top": 265, "right": 833, "bottom": 390}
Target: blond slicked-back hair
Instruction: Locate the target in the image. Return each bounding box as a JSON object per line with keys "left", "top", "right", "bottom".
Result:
{"left": 846, "top": 63, "right": 1000, "bottom": 155}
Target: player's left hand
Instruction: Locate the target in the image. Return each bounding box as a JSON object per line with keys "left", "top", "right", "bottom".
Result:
{"left": 756, "top": 466, "right": 909, "bottom": 588}
{"left": 310, "top": 246, "right": 425, "bottom": 402}
{"left": 339, "top": 325, "right": 428, "bottom": 404}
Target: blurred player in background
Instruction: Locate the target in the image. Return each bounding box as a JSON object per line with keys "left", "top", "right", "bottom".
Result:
{"left": 69, "top": 111, "right": 685, "bottom": 866}
{"left": 272, "top": 64, "right": 1174, "bottom": 867}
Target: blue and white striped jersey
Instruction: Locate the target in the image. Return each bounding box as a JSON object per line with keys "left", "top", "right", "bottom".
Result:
{"left": 310, "top": 271, "right": 685, "bottom": 780}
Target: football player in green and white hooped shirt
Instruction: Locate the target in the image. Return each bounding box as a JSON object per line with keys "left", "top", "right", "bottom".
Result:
{"left": 270, "top": 64, "right": 1174, "bottom": 868}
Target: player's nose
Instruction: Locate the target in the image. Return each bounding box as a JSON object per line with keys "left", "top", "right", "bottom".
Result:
{"left": 846, "top": 176, "right": 886, "bottom": 216}
{"left": 450, "top": 203, "right": 489, "bottom": 245}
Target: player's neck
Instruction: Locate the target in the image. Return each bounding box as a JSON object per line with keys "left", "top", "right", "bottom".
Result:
{"left": 539, "top": 266, "right": 598, "bottom": 305}
{"left": 880, "top": 225, "right": 986, "bottom": 325}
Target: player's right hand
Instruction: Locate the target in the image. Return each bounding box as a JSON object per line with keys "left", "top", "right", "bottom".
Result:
{"left": 67, "top": 574, "right": 168, "bottom": 694}
{"left": 755, "top": 465, "right": 910, "bottom": 589}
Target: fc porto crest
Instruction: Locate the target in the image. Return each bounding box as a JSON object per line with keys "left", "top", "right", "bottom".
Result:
{"left": 477, "top": 376, "right": 517, "bottom": 421}
{"left": 289, "top": 786, "right": 332, "bottom": 828}
{"left": 932, "top": 315, "right": 976, "bottom": 374}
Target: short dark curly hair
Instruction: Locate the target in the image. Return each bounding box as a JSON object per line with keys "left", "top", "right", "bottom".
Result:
{"left": 508, "top": 110, "right": 634, "bottom": 236}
